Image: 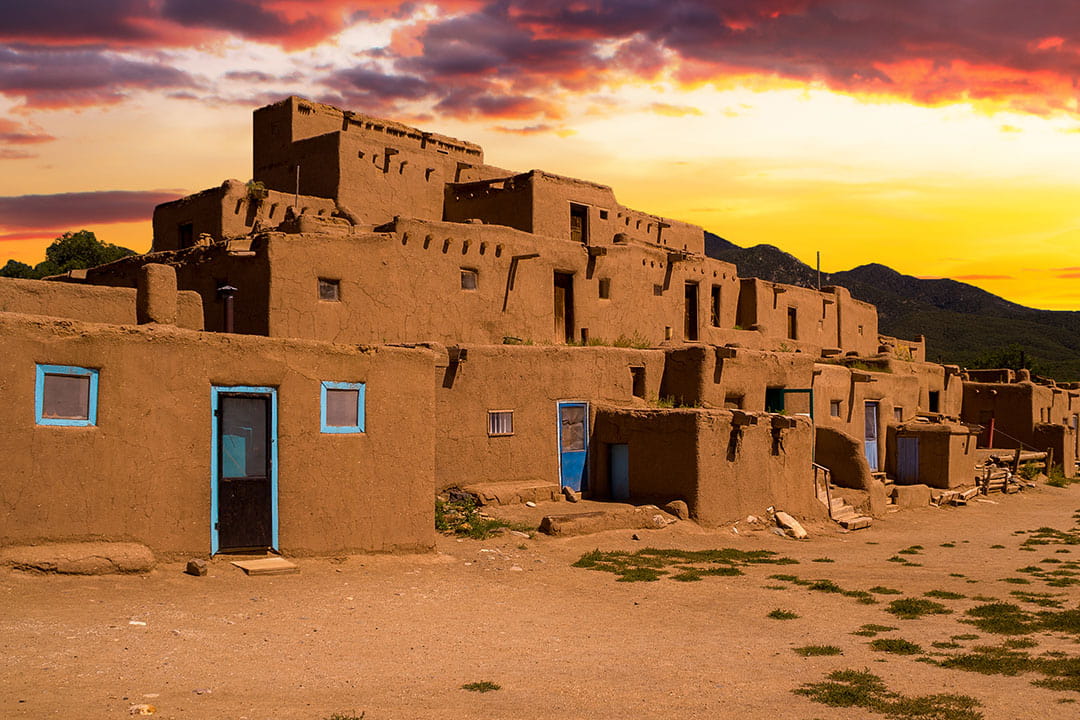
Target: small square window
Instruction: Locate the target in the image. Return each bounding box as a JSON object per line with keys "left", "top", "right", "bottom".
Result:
{"left": 321, "top": 381, "right": 365, "bottom": 433}
{"left": 829, "top": 400, "right": 842, "bottom": 418}
{"left": 599, "top": 209, "right": 609, "bottom": 220}
{"left": 318, "top": 278, "right": 340, "bottom": 302}
{"left": 894, "top": 407, "right": 904, "bottom": 422}
{"left": 36, "top": 364, "right": 98, "bottom": 427}
{"left": 598, "top": 278, "right": 611, "bottom": 299}
{"left": 653, "top": 284, "right": 663, "bottom": 296}
{"left": 461, "top": 268, "right": 478, "bottom": 290}
{"left": 488, "top": 410, "right": 514, "bottom": 436}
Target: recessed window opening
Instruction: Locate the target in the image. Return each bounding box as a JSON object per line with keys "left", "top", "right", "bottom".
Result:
{"left": 488, "top": 410, "right": 514, "bottom": 436}
{"left": 599, "top": 209, "right": 609, "bottom": 220}
{"left": 725, "top": 394, "right": 744, "bottom": 409}
{"left": 461, "top": 268, "right": 478, "bottom": 290}
{"left": 598, "top": 278, "right": 611, "bottom": 299}
{"left": 710, "top": 285, "right": 721, "bottom": 327}
{"left": 318, "top": 278, "right": 340, "bottom": 301}
{"left": 829, "top": 400, "right": 842, "bottom": 417}
{"left": 630, "top": 367, "right": 646, "bottom": 398}
{"left": 321, "top": 381, "right": 365, "bottom": 433}
{"left": 787, "top": 307, "right": 798, "bottom": 340}
{"left": 178, "top": 222, "right": 194, "bottom": 248}
{"left": 36, "top": 364, "right": 98, "bottom": 427}
{"left": 569, "top": 203, "right": 589, "bottom": 244}
{"left": 894, "top": 407, "right": 904, "bottom": 422}
{"left": 928, "top": 391, "right": 940, "bottom": 413}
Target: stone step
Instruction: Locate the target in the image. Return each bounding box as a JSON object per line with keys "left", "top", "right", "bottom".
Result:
{"left": 839, "top": 516, "right": 872, "bottom": 531}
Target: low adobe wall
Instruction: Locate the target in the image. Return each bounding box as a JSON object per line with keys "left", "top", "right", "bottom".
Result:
{"left": 592, "top": 407, "right": 821, "bottom": 526}
{"left": 1, "top": 277, "right": 202, "bottom": 330}
{"left": 886, "top": 422, "right": 980, "bottom": 489}
{"left": 0, "top": 313, "right": 435, "bottom": 556}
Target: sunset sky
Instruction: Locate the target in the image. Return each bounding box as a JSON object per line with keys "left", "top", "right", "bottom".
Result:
{"left": 2, "top": 1, "right": 1079, "bottom": 309}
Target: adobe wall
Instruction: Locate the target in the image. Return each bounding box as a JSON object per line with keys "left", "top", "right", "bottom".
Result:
{"left": 592, "top": 408, "right": 820, "bottom": 526}
{"left": 886, "top": 423, "right": 979, "bottom": 489}
{"left": 961, "top": 382, "right": 1037, "bottom": 447}
{"left": 80, "top": 242, "right": 273, "bottom": 335}
{"left": 660, "top": 345, "right": 815, "bottom": 412}
{"left": 0, "top": 313, "right": 435, "bottom": 556}
{"left": 252, "top": 97, "right": 506, "bottom": 228}
{"left": 736, "top": 280, "right": 879, "bottom": 356}
{"left": 434, "top": 345, "right": 665, "bottom": 492}
{"left": 812, "top": 362, "right": 922, "bottom": 473}
{"left": 153, "top": 180, "right": 339, "bottom": 252}
{"left": 2, "top": 276, "right": 202, "bottom": 330}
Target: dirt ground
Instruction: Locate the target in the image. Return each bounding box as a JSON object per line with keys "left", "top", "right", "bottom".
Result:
{"left": 2, "top": 486, "right": 1079, "bottom": 720}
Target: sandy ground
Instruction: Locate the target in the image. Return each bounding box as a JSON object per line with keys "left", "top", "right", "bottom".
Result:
{"left": 2, "top": 485, "right": 1079, "bottom": 720}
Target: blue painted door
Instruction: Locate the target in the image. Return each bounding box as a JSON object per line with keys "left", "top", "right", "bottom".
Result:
{"left": 558, "top": 401, "right": 589, "bottom": 491}
{"left": 897, "top": 437, "right": 918, "bottom": 483}
{"left": 864, "top": 401, "right": 880, "bottom": 471}
{"left": 609, "top": 443, "right": 629, "bottom": 501}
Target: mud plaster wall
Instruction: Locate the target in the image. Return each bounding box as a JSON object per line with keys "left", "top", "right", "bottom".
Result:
{"left": 153, "top": 181, "right": 337, "bottom": 252}
{"left": 660, "top": 346, "right": 815, "bottom": 412}
{"left": 444, "top": 176, "right": 534, "bottom": 232}
{"left": 435, "top": 345, "right": 664, "bottom": 492}
{"left": 811, "top": 363, "right": 922, "bottom": 473}
{"left": 0, "top": 313, "right": 435, "bottom": 555}
{"left": 592, "top": 409, "right": 818, "bottom": 526}
{"left": 961, "top": 382, "right": 1037, "bottom": 447}
{"left": 887, "top": 425, "right": 979, "bottom": 489}
{"left": 82, "top": 244, "right": 272, "bottom": 335}
{"left": 815, "top": 425, "right": 874, "bottom": 491}
{"left": 1034, "top": 423, "right": 1077, "bottom": 477}
{"left": 2, "top": 277, "right": 202, "bottom": 330}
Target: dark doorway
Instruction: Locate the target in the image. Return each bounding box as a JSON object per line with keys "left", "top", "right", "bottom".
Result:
{"left": 787, "top": 307, "right": 798, "bottom": 340}
{"left": 214, "top": 390, "right": 275, "bottom": 553}
{"left": 178, "top": 222, "right": 194, "bottom": 248}
{"left": 554, "top": 272, "right": 575, "bottom": 343}
{"left": 569, "top": 204, "right": 588, "bottom": 244}
{"left": 684, "top": 282, "right": 699, "bottom": 341}
{"left": 710, "top": 285, "right": 721, "bottom": 327}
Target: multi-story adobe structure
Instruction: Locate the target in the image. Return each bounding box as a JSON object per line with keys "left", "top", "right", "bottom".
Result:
{"left": 2, "top": 97, "right": 1074, "bottom": 558}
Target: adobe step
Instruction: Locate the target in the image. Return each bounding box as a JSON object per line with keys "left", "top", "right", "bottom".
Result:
{"left": 839, "top": 516, "right": 872, "bottom": 531}
{"left": 459, "top": 480, "right": 562, "bottom": 507}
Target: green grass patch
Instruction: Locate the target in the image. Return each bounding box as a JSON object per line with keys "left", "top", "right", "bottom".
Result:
{"left": 768, "top": 608, "right": 799, "bottom": 620}
{"left": 852, "top": 624, "right": 899, "bottom": 637}
{"left": 573, "top": 547, "right": 796, "bottom": 582}
{"left": 1011, "top": 591, "right": 1065, "bottom": 608}
{"left": 794, "top": 645, "right": 843, "bottom": 657}
{"left": 794, "top": 669, "right": 982, "bottom": 719}
{"left": 870, "top": 586, "right": 903, "bottom": 595}
{"left": 461, "top": 681, "right": 501, "bottom": 693}
{"left": 937, "top": 643, "right": 1080, "bottom": 694}
{"left": 962, "top": 603, "right": 1037, "bottom": 635}
{"left": 325, "top": 714, "right": 365, "bottom": 720}
{"left": 933, "top": 641, "right": 962, "bottom": 649}
{"left": 869, "top": 638, "right": 924, "bottom": 655}
{"left": 886, "top": 598, "right": 952, "bottom": 620}
{"left": 767, "top": 574, "right": 877, "bottom": 604}
{"left": 940, "top": 542, "right": 956, "bottom": 548}
{"left": 812, "top": 557, "right": 835, "bottom": 563}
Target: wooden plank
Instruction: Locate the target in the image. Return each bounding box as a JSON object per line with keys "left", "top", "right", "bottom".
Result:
{"left": 231, "top": 557, "right": 299, "bottom": 575}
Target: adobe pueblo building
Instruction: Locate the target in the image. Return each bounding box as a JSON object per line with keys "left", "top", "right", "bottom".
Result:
{"left": 2, "top": 97, "right": 1076, "bottom": 558}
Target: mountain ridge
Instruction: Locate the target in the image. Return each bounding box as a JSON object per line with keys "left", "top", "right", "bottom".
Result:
{"left": 703, "top": 231, "right": 1080, "bottom": 381}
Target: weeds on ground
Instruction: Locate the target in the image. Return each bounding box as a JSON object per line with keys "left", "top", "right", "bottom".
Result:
{"left": 885, "top": 598, "right": 952, "bottom": 620}
{"left": 870, "top": 638, "right": 924, "bottom": 655}
{"left": 794, "top": 645, "right": 843, "bottom": 656}
{"left": 768, "top": 609, "right": 799, "bottom": 620}
{"left": 572, "top": 547, "right": 796, "bottom": 582}
{"left": 937, "top": 643, "right": 1080, "bottom": 694}
{"left": 933, "top": 641, "right": 962, "bottom": 649}
{"left": 768, "top": 574, "right": 877, "bottom": 604}
{"left": 852, "top": 624, "right": 898, "bottom": 637}
{"left": 461, "top": 681, "right": 501, "bottom": 693}
{"left": 1046, "top": 467, "right": 1075, "bottom": 488}
{"left": 435, "top": 496, "right": 532, "bottom": 539}
{"left": 812, "top": 557, "right": 835, "bottom": 563}
{"left": 793, "top": 669, "right": 983, "bottom": 720}
{"left": 1010, "top": 591, "right": 1065, "bottom": 608}
{"left": 869, "top": 586, "right": 903, "bottom": 595}
{"left": 325, "top": 714, "right": 365, "bottom": 720}
{"left": 925, "top": 590, "right": 966, "bottom": 600}
{"left": 961, "top": 601, "right": 1080, "bottom": 637}
{"left": 899, "top": 545, "right": 924, "bottom": 555}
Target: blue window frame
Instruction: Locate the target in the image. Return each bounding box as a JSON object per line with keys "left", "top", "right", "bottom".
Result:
{"left": 35, "top": 364, "right": 99, "bottom": 427}
{"left": 320, "top": 381, "right": 366, "bottom": 433}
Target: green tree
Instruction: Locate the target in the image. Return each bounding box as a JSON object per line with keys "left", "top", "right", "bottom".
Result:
{"left": 0, "top": 230, "right": 135, "bottom": 280}
{"left": 0, "top": 259, "right": 35, "bottom": 279}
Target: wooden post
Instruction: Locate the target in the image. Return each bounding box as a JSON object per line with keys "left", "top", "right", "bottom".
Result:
{"left": 1012, "top": 447, "right": 1022, "bottom": 475}
{"left": 1046, "top": 447, "right": 1055, "bottom": 475}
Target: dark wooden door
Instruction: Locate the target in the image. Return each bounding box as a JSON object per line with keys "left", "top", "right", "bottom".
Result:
{"left": 217, "top": 394, "right": 273, "bottom": 551}
{"left": 554, "top": 272, "right": 574, "bottom": 343}
{"left": 684, "top": 282, "right": 699, "bottom": 341}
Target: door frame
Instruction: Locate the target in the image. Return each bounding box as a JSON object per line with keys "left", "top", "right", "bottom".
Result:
{"left": 210, "top": 385, "right": 279, "bottom": 555}
{"left": 864, "top": 400, "right": 880, "bottom": 471}
{"left": 557, "top": 400, "right": 589, "bottom": 491}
